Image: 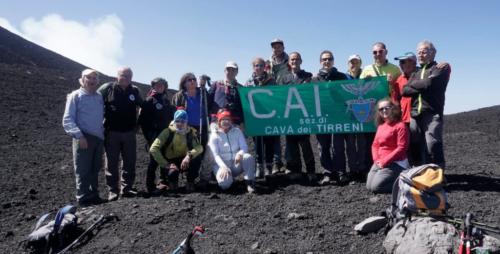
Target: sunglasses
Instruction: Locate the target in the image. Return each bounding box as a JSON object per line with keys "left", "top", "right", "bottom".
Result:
{"left": 399, "top": 60, "right": 408, "bottom": 65}
{"left": 174, "top": 119, "right": 187, "bottom": 123}
{"left": 321, "top": 58, "right": 333, "bottom": 62}
{"left": 378, "top": 106, "right": 392, "bottom": 112}
{"left": 186, "top": 78, "right": 196, "bottom": 82}
{"left": 254, "top": 64, "right": 264, "bottom": 68}
{"left": 373, "top": 50, "right": 385, "bottom": 55}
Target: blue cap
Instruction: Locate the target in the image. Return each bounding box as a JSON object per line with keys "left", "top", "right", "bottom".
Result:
{"left": 174, "top": 110, "right": 188, "bottom": 122}
{"left": 394, "top": 52, "right": 416, "bottom": 61}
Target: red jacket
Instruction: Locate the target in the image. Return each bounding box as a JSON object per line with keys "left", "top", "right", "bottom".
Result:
{"left": 391, "top": 74, "right": 412, "bottom": 123}
{"left": 371, "top": 121, "right": 409, "bottom": 167}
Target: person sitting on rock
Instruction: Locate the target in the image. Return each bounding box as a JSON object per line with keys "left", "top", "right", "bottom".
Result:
{"left": 366, "top": 98, "right": 409, "bottom": 193}
{"left": 149, "top": 109, "right": 203, "bottom": 193}
{"left": 208, "top": 110, "right": 256, "bottom": 193}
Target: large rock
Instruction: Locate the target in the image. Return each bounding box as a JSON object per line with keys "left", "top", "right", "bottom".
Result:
{"left": 383, "top": 217, "right": 459, "bottom": 254}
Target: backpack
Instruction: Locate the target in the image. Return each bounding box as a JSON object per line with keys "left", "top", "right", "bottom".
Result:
{"left": 160, "top": 128, "right": 196, "bottom": 156}
{"left": 391, "top": 164, "right": 448, "bottom": 217}
{"left": 24, "top": 205, "right": 80, "bottom": 253}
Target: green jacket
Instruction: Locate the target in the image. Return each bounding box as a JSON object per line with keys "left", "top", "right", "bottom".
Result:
{"left": 149, "top": 124, "right": 203, "bottom": 167}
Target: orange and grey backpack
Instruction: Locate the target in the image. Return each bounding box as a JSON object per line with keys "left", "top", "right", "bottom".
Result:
{"left": 391, "top": 164, "right": 448, "bottom": 216}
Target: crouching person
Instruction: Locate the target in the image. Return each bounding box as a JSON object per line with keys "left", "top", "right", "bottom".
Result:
{"left": 208, "top": 110, "right": 256, "bottom": 193}
{"left": 366, "top": 98, "right": 409, "bottom": 193}
{"left": 149, "top": 109, "right": 203, "bottom": 193}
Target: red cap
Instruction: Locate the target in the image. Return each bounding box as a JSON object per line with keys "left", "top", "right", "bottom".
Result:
{"left": 217, "top": 110, "right": 232, "bottom": 121}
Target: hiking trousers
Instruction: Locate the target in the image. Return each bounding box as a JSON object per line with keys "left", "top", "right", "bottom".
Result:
{"left": 345, "top": 133, "right": 368, "bottom": 173}
{"left": 104, "top": 130, "right": 137, "bottom": 194}
{"left": 285, "top": 135, "right": 315, "bottom": 173}
{"left": 254, "top": 136, "right": 278, "bottom": 166}
{"left": 144, "top": 131, "right": 168, "bottom": 192}
{"left": 411, "top": 113, "right": 445, "bottom": 169}
{"left": 316, "top": 133, "right": 347, "bottom": 175}
{"left": 366, "top": 163, "right": 405, "bottom": 193}
{"left": 213, "top": 153, "right": 255, "bottom": 190}
{"left": 73, "top": 133, "right": 104, "bottom": 202}
{"left": 166, "top": 156, "right": 201, "bottom": 185}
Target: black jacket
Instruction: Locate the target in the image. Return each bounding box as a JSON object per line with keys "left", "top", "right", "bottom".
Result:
{"left": 313, "top": 67, "right": 349, "bottom": 82}
{"left": 402, "top": 61, "right": 450, "bottom": 116}
{"left": 98, "top": 82, "right": 143, "bottom": 132}
{"left": 138, "top": 92, "right": 175, "bottom": 142}
{"left": 208, "top": 80, "right": 244, "bottom": 124}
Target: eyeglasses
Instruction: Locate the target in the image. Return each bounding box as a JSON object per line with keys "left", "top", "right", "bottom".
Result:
{"left": 321, "top": 58, "right": 333, "bottom": 62}
{"left": 373, "top": 50, "right": 385, "bottom": 55}
{"left": 186, "top": 78, "right": 196, "bottom": 82}
{"left": 254, "top": 64, "right": 264, "bottom": 68}
{"left": 378, "top": 106, "right": 392, "bottom": 112}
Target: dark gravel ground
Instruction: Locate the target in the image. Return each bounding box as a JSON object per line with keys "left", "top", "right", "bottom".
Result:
{"left": 0, "top": 26, "right": 499, "bottom": 254}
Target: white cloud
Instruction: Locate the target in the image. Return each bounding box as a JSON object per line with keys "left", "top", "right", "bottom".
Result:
{"left": 0, "top": 17, "right": 21, "bottom": 34}
{"left": 0, "top": 14, "right": 124, "bottom": 75}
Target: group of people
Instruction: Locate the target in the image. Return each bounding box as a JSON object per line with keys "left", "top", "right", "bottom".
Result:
{"left": 62, "top": 38, "right": 450, "bottom": 206}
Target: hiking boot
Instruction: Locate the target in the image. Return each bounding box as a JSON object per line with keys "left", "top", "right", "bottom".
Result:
{"left": 169, "top": 181, "right": 179, "bottom": 192}
{"left": 122, "top": 188, "right": 138, "bottom": 198}
{"left": 319, "top": 175, "right": 332, "bottom": 186}
{"left": 108, "top": 192, "right": 119, "bottom": 202}
{"left": 246, "top": 180, "right": 256, "bottom": 194}
{"left": 287, "top": 172, "right": 303, "bottom": 181}
{"left": 196, "top": 180, "right": 209, "bottom": 192}
{"left": 307, "top": 173, "right": 318, "bottom": 185}
{"left": 264, "top": 166, "right": 272, "bottom": 177}
{"left": 272, "top": 164, "right": 281, "bottom": 175}
{"left": 275, "top": 161, "right": 284, "bottom": 172}
{"left": 186, "top": 182, "right": 195, "bottom": 193}
{"left": 90, "top": 196, "right": 107, "bottom": 205}
{"left": 151, "top": 183, "right": 169, "bottom": 196}
{"left": 256, "top": 164, "right": 264, "bottom": 179}
{"left": 350, "top": 171, "right": 367, "bottom": 182}
{"left": 336, "top": 172, "right": 350, "bottom": 186}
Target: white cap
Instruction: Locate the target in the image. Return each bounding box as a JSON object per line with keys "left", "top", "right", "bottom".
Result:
{"left": 270, "top": 38, "right": 284, "bottom": 46}
{"left": 225, "top": 61, "right": 238, "bottom": 69}
{"left": 348, "top": 54, "right": 362, "bottom": 62}
{"left": 79, "top": 69, "right": 98, "bottom": 85}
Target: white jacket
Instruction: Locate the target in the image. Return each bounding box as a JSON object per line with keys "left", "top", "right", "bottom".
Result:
{"left": 208, "top": 126, "right": 248, "bottom": 169}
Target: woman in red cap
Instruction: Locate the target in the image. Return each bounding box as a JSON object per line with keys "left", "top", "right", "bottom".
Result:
{"left": 207, "top": 110, "right": 256, "bottom": 193}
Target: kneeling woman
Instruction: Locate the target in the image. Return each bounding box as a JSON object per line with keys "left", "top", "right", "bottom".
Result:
{"left": 208, "top": 110, "right": 256, "bottom": 193}
{"left": 366, "top": 98, "right": 409, "bottom": 193}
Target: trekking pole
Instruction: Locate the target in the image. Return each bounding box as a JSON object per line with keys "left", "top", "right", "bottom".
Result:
{"left": 199, "top": 81, "right": 204, "bottom": 142}
{"left": 56, "top": 214, "right": 119, "bottom": 254}
{"left": 170, "top": 225, "right": 205, "bottom": 254}
{"left": 199, "top": 75, "right": 211, "bottom": 144}
{"left": 262, "top": 136, "right": 266, "bottom": 178}
{"left": 204, "top": 77, "right": 211, "bottom": 129}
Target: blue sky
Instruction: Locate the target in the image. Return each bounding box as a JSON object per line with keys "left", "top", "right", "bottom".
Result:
{"left": 1, "top": 0, "right": 499, "bottom": 114}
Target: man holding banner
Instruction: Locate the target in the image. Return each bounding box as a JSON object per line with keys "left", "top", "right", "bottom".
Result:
{"left": 313, "top": 50, "right": 351, "bottom": 185}
{"left": 281, "top": 52, "right": 317, "bottom": 184}
{"left": 244, "top": 57, "right": 278, "bottom": 178}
